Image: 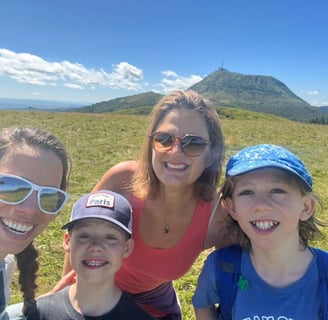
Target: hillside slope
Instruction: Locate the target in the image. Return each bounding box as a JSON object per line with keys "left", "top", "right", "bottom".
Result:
{"left": 71, "top": 69, "right": 327, "bottom": 123}
{"left": 189, "top": 69, "right": 322, "bottom": 122}
{"left": 75, "top": 91, "right": 163, "bottom": 114}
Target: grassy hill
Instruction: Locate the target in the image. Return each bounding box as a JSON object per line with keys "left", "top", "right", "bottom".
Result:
{"left": 73, "top": 91, "right": 163, "bottom": 114}
{"left": 70, "top": 69, "right": 328, "bottom": 124}
{"left": 190, "top": 69, "right": 325, "bottom": 123}
{"left": 2, "top": 109, "right": 328, "bottom": 319}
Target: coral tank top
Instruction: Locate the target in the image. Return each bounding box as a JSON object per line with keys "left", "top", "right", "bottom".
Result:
{"left": 115, "top": 195, "right": 212, "bottom": 293}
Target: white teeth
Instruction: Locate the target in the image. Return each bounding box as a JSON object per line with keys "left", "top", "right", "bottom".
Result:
{"left": 2, "top": 218, "right": 33, "bottom": 234}
{"left": 84, "top": 260, "right": 106, "bottom": 267}
{"left": 166, "top": 163, "right": 186, "bottom": 170}
{"left": 252, "top": 221, "right": 278, "bottom": 230}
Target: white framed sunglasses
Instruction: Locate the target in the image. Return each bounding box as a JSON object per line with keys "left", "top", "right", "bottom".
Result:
{"left": 0, "top": 173, "right": 69, "bottom": 215}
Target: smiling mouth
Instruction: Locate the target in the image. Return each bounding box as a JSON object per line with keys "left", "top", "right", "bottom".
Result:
{"left": 165, "top": 162, "right": 188, "bottom": 170}
{"left": 1, "top": 218, "right": 33, "bottom": 234}
{"left": 251, "top": 220, "right": 279, "bottom": 230}
{"left": 83, "top": 260, "right": 108, "bottom": 268}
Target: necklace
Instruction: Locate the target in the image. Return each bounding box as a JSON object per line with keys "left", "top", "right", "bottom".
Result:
{"left": 164, "top": 224, "right": 170, "bottom": 234}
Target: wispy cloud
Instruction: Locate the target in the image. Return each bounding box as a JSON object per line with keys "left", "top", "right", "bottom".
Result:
{"left": 307, "top": 90, "right": 319, "bottom": 95}
{"left": 155, "top": 70, "right": 203, "bottom": 93}
{"left": 298, "top": 89, "right": 327, "bottom": 106}
{"left": 64, "top": 83, "right": 84, "bottom": 90}
{"left": 0, "top": 48, "right": 205, "bottom": 99}
{"left": 0, "top": 48, "right": 144, "bottom": 91}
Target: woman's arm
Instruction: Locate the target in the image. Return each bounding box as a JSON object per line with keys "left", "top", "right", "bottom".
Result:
{"left": 92, "top": 160, "right": 138, "bottom": 195}
{"left": 204, "top": 197, "right": 235, "bottom": 249}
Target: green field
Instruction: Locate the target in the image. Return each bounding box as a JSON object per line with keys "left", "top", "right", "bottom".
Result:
{"left": 2, "top": 109, "right": 328, "bottom": 319}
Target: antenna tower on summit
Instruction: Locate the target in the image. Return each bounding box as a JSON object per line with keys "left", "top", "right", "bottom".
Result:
{"left": 219, "top": 59, "right": 225, "bottom": 71}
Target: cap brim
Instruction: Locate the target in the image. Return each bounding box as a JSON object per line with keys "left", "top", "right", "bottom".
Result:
{"left": 61, "top": 216, "right": 132, "bottom": 234}
{"left": 227, "top": 160, "right": 312, "bottom": 190}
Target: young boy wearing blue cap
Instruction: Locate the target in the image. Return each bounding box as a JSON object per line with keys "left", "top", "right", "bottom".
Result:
{"left": 26, "top": 190, "right": 154, "bottom": 320}
{"left": 192, "top": 144, "right": 328, "bottom": 320}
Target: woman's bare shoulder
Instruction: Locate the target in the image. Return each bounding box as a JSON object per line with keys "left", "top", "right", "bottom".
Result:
{"left": 92, "top": 160, "right": 138, "bottom": 196}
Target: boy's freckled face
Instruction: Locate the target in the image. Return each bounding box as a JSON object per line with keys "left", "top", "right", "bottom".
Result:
{"left": 65, "top": 218, "right": 133, "bottom": 284}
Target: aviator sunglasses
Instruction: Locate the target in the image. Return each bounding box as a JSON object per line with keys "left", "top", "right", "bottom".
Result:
{"left": 150, "top": 131, "right": 209, "bottom": 157}
{"left": 0, "top": 173, "right": 69, "bottom": 215}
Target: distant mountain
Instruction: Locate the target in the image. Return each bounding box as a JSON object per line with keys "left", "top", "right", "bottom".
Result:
{"left": 318, "top": 106, "right": 328, "bottom": 113}
{"left": 0, "top": 97, "right": 86, "bottom": 111}
{"left": 189, "top": 69, "right": 324, "bottom": 123}
{"left": 70, "top": 69, "right": 327, "bottom": 123}
{"left": 73, "top": 91, "right": 163, "bottom": 114}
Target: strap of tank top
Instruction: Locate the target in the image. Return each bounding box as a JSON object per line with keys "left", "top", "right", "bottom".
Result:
{"left": 208, "top": 194, "right": 220, "bottom": 226}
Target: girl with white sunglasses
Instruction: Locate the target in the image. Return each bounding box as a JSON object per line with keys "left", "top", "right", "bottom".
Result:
{"left": 0, "top": 127, "right": 71, "bottom": 319}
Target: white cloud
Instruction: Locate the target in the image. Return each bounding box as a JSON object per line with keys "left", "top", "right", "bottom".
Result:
{"left": 307, "top": 90, "right": 319, "bottom": 95}
{"left": 64, "top": 83, "right": 84, "bottom": 90}
{"left": 308, "top": 100, "right": 328, "bottom": 107}
{"left": 0, "top": 48, "right": 144, "bottom": 91}
{"left": 162, "top": 70, "right": 178, "bottom": 77}
{"left": 105, "top": 62, "right": 144, "bottom": 90}
{"left": 155, "top": 70, "right": 203, "bottom": 93}
{"left": 0, "top": 48, "right": 205, "bottom": 100}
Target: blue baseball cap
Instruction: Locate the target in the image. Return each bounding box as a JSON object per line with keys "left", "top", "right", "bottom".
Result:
{"left": 62, "top": 190, "right": 132, "bottom": 234}
{"left": 226, "top": 144, "right": 312, "bottom": 190}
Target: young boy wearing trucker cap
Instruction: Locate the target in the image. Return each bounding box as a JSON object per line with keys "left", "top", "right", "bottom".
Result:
{"left": 192, "top": 144, "right": 328, "bottom": 320}
{"left": 26, "top": 190, "right": 154, "bottom": 320}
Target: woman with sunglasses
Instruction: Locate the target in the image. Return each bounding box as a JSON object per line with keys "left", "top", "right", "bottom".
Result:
{"left": 59, "top": 90, "right": 230, "bottom": 320}
{"left": 0, "top": 127, "right": 71, "bottom": 319}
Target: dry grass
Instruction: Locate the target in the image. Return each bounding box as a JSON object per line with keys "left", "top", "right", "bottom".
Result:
{"left": 2, "top": 109, "right": 328, "bottom": 319}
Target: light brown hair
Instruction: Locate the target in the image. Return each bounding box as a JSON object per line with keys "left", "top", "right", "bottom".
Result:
{"left": 132, "top": 90, "right": 224, "bottom": 201}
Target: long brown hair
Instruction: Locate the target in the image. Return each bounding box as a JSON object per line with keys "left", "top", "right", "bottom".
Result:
{"left": 132, "top": 90, "right": 224, "bottom": 201}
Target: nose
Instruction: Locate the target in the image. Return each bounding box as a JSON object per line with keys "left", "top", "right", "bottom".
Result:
{"left": 16, "top": 192, "right": 41, "bottom": 215}
{"left": 88, "top": 237, "right": 104, "bottom": 251}
{"left": 169, "top": 138, "right": 183, "bottom": 154}
{"left": 252, "top": 193, "right": 272, "bottom": 212}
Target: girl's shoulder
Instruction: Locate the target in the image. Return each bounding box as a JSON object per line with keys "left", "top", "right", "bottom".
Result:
{"left": 311, "top": 247, "right": 328, "bottom": 272}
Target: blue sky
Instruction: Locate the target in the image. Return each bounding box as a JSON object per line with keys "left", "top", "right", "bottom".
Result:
{"left": 0, "top": 0, "right": 327, "bottom": 106}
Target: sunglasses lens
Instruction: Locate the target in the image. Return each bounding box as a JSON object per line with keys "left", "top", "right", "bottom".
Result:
{"left": 181, "top": 135, "right": 208, "bottom": 156}
{"left": 0, "top": 176, "right": 31, "bottom": 203}
{"left": 0, "top": 174, "right": 67, "bottom": 214}
{"left": 151, "top": 132, "right": 208, "bottom": 157}
{"left": 152, "top": 132, "right": 174, "bottom": 152}
{"left": 39, "top": 189, "right": 67, "bottom": 214}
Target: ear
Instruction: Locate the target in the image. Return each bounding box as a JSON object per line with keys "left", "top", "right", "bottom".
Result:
{"left": 222, "top": 198, "right": 238, "bottom": 221}
{"left": 123, "top": 238, "right": 134, "bottom": 258}
{"left": 63, "top": 232, "right": 71, "bottom": 253}
{"left": 299, "top": 195, "right": 315, "bottom": 221}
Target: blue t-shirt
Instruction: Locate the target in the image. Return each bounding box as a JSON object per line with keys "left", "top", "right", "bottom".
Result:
{"left": 192, "top": 248, "right": 322, "bottom": 319}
